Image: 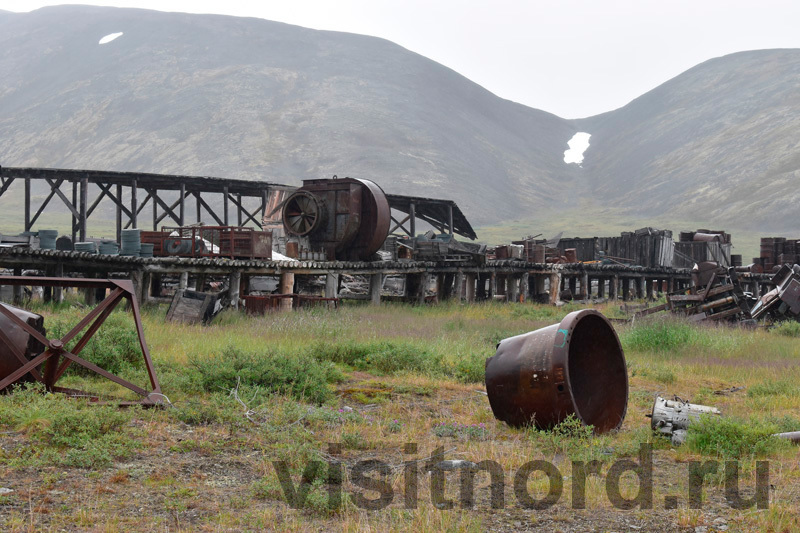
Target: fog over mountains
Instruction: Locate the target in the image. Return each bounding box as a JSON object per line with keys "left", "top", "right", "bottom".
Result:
{"left": 1, "top": 6, "right": 799, "bottom": 232}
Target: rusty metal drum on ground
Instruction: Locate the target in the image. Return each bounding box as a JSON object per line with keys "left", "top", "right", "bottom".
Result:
{"left": 485, "top": 309, "right": 628, "bottom": 433}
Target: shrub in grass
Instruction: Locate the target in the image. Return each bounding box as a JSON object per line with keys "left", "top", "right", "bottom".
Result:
{"left": 622, "top": 319, "right": 696, "bottom": 352}
{"left": 46, "top": 310, "right": 143, "bottom": 376}
{"left": 308, "top": 341, "right": 437, "bottom": 375}
{"left": 0, "top": 383, "right": 138, "bottom": 468}
{"left": 187, "top": 346, "right": 341, "bottom": 404}
{"left": 748, "top": 380, "right": 800, "bottom": 398}
{"left": 452, "top": 352, "right": 488, "bottom": 383}
{"left": 773, "top": 320, "right": 800, "bottom": 338}
{"left": 686, "top": 415, "right": 790, "bottom": 458}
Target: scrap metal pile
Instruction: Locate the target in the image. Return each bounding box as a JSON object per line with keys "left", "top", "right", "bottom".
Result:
{"left": 636, "top": 261, "right": 800, "bottom": 325}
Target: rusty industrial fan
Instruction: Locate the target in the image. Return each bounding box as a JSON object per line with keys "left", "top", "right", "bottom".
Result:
{"left": 282, "top": 177, "right": 391, "bottom": 261}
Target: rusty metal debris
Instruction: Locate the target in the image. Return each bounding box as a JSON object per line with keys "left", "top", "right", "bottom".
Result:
{"left": 758, "top": 236, "right": 800, "bottom": 273}
{"left": 634, "top": 261, "right": 800, "bottom": 325}
{"left": 648, "top": 395, "right": 721, "bottom": 446}
{"left": 166, "top": 289, "right": 225, "bottom": 324}
{"left": 0, "top": 276, "right": 162, "bottom": 405}
{"left": 141, "top": 226, "right": 272, "bottom": 260}
{"left": 750, "top": 263, "right": 800, "bottom": 320}
{"left": 633, "top": 262, "right": 754, "bottom": 323}
{"left": 485, "top": 309, "right": 628, "bottom": 433}
{"left": 649, "top": 394, "right": 800, "bottom": 446}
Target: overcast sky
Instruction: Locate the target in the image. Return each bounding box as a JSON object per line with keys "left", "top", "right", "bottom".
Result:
{"left": 5, "top": 1, "right": 800, "bottom": 118}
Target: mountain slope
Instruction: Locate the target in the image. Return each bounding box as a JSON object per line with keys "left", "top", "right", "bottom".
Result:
{"left": 2, "top": 7, "right": 799, "bottom": 236}
{"left": 576, "top": 49, "right": 800, "bottom": 232}
{"left": 0, "top": 6, "right": 579, "bottom": 225}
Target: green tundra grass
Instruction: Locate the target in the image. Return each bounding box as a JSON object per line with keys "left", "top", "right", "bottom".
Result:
{"left": 0, "top": 299, "right": 799, "bottom": 532}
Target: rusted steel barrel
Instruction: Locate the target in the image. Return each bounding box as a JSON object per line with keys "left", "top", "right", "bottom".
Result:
{"left": 485, "top": 309, "right": 628, "bottom": 433}
{"left": 0, "top": 303, "right": 47, "bottom": 391}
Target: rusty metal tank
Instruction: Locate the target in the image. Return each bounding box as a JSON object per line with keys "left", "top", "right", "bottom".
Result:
{"left": 282, "top": 177, "right": 390, "bottom": 261}
{"left": 0, "top": 303, "right": 47, "bottom": 391}
{"left": 485, "top": 309, "right": 628, "bottom": 433}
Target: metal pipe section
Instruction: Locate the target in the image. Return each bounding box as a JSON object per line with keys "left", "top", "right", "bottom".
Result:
{"left": 485, "top": 309, "right": 628, "bottom": 433}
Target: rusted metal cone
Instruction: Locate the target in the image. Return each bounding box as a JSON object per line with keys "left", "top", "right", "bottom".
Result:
{"left": 485, "top": 309, "right": 628, "bottom": 433}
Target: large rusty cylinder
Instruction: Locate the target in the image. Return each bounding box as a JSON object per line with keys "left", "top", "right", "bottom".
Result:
{"left": 281, "top": 177, "right": 390, "bottom": 261}
{"left": 485, "top": 309, "right": 628, "bottom": 433}
{"left": 0, "top": 303, "right": 47, "bottom": 391}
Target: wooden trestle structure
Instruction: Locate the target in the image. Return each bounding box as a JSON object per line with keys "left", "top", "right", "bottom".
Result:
{"left": 0, "top": 248, "right": 776, "bottom": 308}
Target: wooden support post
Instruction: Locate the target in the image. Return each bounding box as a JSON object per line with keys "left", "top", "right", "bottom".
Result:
{"left": 753, "top": 281, "right": 761, "bottom": 299}
{"left": 569, "top": 276, "right": 577, "bottom": 299}
{"left": 71, "top": 181, "right": 78, "bottom": 243}
{"left": 131, "top": 180, "right": 138, "bottom": 229}
{"left": 510, "top": 276, "right": 522, "bottom": 303}
{"left": 418, "top": 274, "right": 428, "bottom": 304}
{"left": 261, "top": 189, "right": 268, "bottom": 229}
{"left": 179, "top": 272, "right": 188, "bottom": 290}
{"left": 622, "top": 278, "right": 630, "bottom": 301}
{"left": 179, "top": 183, "right": 186, "bottom": 226}
{"left": 53, "top": 262, "right": 63, "bottom": 303}
{"left": 196, "top": 192, "right": 201, "bottom": 223}
{"left": 638, "top": 277, "right": 646, "bottom": 300}
{"left": 43, "top": 266, "right": 53, "bottom": 302}
{"left": 140, "top": 272, "right": 151, "bottom": 304}
{"left": 369, "top": 273, "right": 382, "bottom": 306}
{"left": 12, "top": 267, "right": 23, "bottom": 304}
{"left": 130, "top": 270, "right": 143, "bottom": 305}
{"left": 241, "top": 274, "right": 250, "bottom": 297}
{"left": 279, "top": 272, "right": 294, "bottom": 311}
{"left": 611, "top": 275, "right": 619, "bottom": 300}
{"left": 454, "top": 270, "right": 465, "bottom": 301}
{"left": 646, "top": 278, "right": 653, "bottom": 301}
{"left": 195, "top": 274, "right": 206, "bottom": 292}
{"left": 435, "top": 274, "right": 444, "bottom": 303}
{"left": 229, "top": 271, "right": 241, "bottom": 310}
{"left": 115, "top": 184, "right": 122, "bottom": 242}
{"left": 237, "top": 194, "right": 243, "bottom": 226}
{"left": 325, "top": 273, "right": 339, "bottom": 298}
{"left": 24, "top": 178, "right": 31, "bottom": 231}
{"left": 152, "top": 189, "right": 158, "bottom": 231}
{"left": 465, "top": 273, "right": 476, "bottom": 302}
{"left": 223, "top": 186, "right": 229, "bottom": 226}
{"left": 520, "top": 272, "right": 529, "bottom": 303}
{"left": 490, "top": 272, "right": 497, "bottom": 299}
{"left": 598, "top": 277, "right": 606, "bottom": 298}
{"left": 549, "top": 271, "right": 561, "bottom": 305}
{"left": 668, "top": 277, "right": 675, "bottom": 293}
{"left": 79, "top": 176, "right": 88, "bottom": 241}
{"left": 581, "top": 272, "right": 589, "bottom": 300}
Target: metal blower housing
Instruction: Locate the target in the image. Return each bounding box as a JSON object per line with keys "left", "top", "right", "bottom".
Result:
{"left": 282, "top": 177, "right": 391, "bottom": 261}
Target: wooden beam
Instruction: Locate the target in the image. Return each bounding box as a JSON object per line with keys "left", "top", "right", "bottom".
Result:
{"left": 24, "top": 178, "right": 31, "bottom": 231}
{"left": 79, "top": 176, "right": 88, "bottom": 241}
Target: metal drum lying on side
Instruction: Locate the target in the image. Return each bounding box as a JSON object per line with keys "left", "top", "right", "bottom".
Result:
{"left": 485, "top": 309, "right": 628, "bottom": 434}
{"left": 0, "top": 303, "right": 47, "bottom": 391}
